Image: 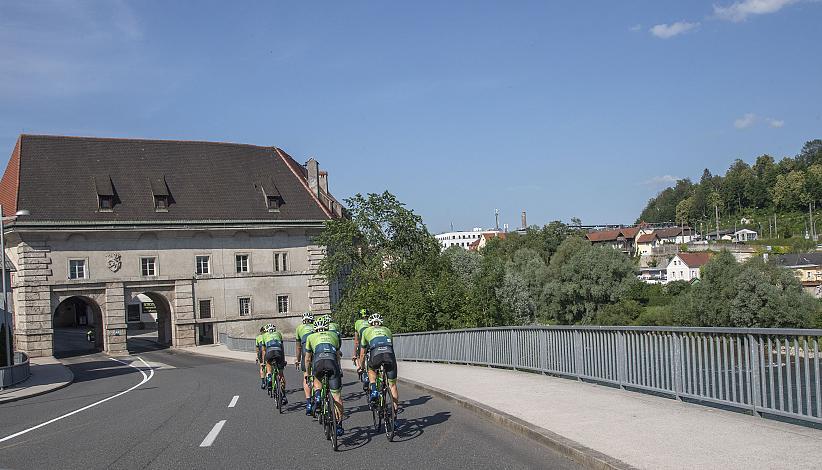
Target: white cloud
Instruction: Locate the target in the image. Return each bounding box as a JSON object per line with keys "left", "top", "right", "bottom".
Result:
{"left": 734, "top": 113, "right": 757, "bottom": 129}
{"left": 767, "top": 118, "right": 785, "bottom": 128}
{"left": 713, "top": 0, "right": 799, "bottom": 22}
{"left": 644, "top": 175, "right": 680, "bottom": 187}
{"left": 629, "top": 24, "right": 642, "bottom": 32}
{"left": 649, "top": 21, "right": 699, "bottom": 39}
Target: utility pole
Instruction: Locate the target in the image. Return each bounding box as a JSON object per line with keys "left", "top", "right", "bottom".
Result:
{"left": 715, "top": 204, "right": 720, "bottom": 242}
{"left": 774, "top": 213, "right": 778, "bottom": 239}
{"left": 810, "top": 202, "right": 815, "bottom": 241}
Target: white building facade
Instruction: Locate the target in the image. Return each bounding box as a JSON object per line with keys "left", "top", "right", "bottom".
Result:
{"left": 435, "top": 228, "right": 501, "bottom": 250}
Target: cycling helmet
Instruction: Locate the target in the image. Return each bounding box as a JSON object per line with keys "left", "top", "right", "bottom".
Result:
{"left": 314, "top": 316, "right": 330, "bottom": 332}
{"left": 367, "top": 313, "right": 383, "bottom": 326}
{"left": 359, "top": 308, "right": 369, "bottom": 318}
{"left": 265, "top": 323, "right": 276, "bottom": 333}
{"left": 302, "top": 312, "right": 314, "bottom": 324}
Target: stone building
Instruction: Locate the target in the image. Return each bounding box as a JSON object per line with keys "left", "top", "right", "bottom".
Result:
{"left": 0, "top": 135, "right": 343, "bottom": 358}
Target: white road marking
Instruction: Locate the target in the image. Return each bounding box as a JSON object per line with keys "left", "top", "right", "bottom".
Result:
{"left": 228, "top": 395, "right": 239, "bottom": 408}
{"left": 199, "top": 420, "right": 226, "bottom": 447}
{"left": 0, "top": 356, "right": 154, "bottom": 444}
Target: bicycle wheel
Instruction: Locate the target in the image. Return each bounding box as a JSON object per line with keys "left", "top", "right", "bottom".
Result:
{"left": 384, "top": 387, "right": 395, "bottom": 440}
{"left": 329, "top": 391, "right": 338, "bottom": 451}
{"left": 276, "top": 374, "right": 284, "bottom": 414}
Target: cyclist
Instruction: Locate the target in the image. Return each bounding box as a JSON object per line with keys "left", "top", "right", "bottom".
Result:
{"left": 352, "top": 308, "right": 370, "bottom": 390}
{"left": 255, "top": 325, "right": 266, "bottom": 389}
{"left": 261, "top": 324, "right": 287, "bottom": 405}
{"left": 295, "top": 312, "right": 315, "bottom": 414}
{"left": 359, "top": 313, "right": 399, "bottom": 414}
{"left": 305, "top": 316, "right": 344, "bottom": 437}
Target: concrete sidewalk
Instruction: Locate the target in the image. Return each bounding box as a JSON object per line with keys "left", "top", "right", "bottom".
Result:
{"left": 182, "top": 345, "right": 822, "bottom": 469}
{"left": 0, "top": 357, "right": 74, "bottom": 404}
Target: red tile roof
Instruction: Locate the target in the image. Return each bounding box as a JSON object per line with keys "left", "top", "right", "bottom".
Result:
{"left": 636, "top": 233, "right": 659, "bottom": 244}
{"left": 586, "top": 228, "right": 623, "bottom": 242}
{"left": 620, "top": 227, "right": 641, "bottom": 239}
{"left": 677, "top": 252, "right": 712, "bottom": 268}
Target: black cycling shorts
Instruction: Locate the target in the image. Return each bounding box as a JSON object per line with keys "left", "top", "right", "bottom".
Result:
{"left": 265, "top": 349, "right": 286, "bottom": 369}
{"left": 312, "top": 358, "right": 342, "bottom": 392}
{"left": 368, "top": 352, "right": 398, "bottom": 380}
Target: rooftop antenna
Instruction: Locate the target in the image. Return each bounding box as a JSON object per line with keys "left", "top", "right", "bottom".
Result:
{"left": 494, "top": 209, "right": 500, "bottom": 231}
{"left": 450, "top": 221, "right": 454, "bottom": 232}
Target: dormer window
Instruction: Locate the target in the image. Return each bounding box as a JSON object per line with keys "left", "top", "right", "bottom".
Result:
{"left": 150, "top": 176, "right": 171, "bottom": 212}
{"left": 261, "top": 178, "right": 282, "bottom": 213}
{"left": 94, "top": 175, "right": 116, "bottom": 212}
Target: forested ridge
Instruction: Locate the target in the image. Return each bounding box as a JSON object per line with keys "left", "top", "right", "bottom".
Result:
{"left": 638, "top": 140, "right": 822, "bottom": 231}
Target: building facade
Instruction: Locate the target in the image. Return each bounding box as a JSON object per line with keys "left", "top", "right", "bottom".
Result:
{"left": 665, "top": 252, "right": 711, "bottom": 283}
{"left": 435, "top": 229, "right": 502, "bottom": 250}
{"left": 1, "top": 135, "right": 343, "bottom": 358}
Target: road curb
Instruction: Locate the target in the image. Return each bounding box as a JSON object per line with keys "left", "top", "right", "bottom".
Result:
{"left": 398, "top": 376, "right": 636, "bottom": 470}
{"left": 0, "top": 364, "right": 74, "bottom": 404}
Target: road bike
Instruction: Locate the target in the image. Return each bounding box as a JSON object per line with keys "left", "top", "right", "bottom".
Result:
{"left": 369, "top": 364, "right": 396, "bottom": 441}
{"left": 315, "top": 370, "right": 339, "bottom": 451}
{"left": 268, "top": 361, "right": 286, "bottom": 413}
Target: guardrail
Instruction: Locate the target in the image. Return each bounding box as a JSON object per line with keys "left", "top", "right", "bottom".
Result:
{"left": 0, "top": 352, "right": 30, "bottom": 390}
{"left": 221, "top": 326, "right": 822, "bottom": 425}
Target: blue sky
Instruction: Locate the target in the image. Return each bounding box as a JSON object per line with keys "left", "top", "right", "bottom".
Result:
{"left": 1, "top": 1, "right": 820, "bottom": 232}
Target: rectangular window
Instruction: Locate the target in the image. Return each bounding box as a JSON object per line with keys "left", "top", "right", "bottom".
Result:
{"left": 141, "top": 257, "right": 156, "bottom": 276}
{"left": 126, "top": 304, "right": 141, "bottom": 322}
{"left": 274, "top": 252, "right": 288, "bottom": 272}
{"left": 238, "top": 297, "right": 252, "bottom": 316}
{"left": 235, "top": 254, "right": 250, "bottom": 273}
{"left": 68, "top": 259, "right": 87, "bottom": 279}
{"left": 267, "top": 196, "right": 281, "bottom": 212}
{"left": 195, "top": 255, "right": 210, "bottom": 275}
{"left": 99, "top": 195, "right": 114, "bottom": 211}
{"left": 277, "top": 295, "right": 289, "bottom": 314}
{"left": 199, "top": 299, "right": 212, "bottom": 319}
{"left": 154, "top": 195, "right": 169, "bottom": 211}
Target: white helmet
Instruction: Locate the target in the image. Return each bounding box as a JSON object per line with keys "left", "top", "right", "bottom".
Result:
{"left": 367, "top": 313, "right": 383, "bottom": 326}
{"left": 302, "top": 312, "right": 314, "bottom": 324}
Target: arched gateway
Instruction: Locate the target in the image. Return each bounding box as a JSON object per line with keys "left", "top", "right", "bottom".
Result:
{"left": 3, "top": 134, "right": 341, "bottom": 358}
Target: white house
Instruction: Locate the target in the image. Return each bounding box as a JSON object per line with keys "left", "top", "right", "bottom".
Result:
{"left": 666, "top": 252, "right": 712, "bottom": 283}
{"left": 733, "top": 229, "right": 758, "bottom": 242}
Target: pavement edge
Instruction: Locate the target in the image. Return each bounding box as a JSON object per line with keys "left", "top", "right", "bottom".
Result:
{"left": 399, "top": 376, "right": 637, "bottom": 470}
{"left": 0, "top": 363, "right": 75, "bottom": 405}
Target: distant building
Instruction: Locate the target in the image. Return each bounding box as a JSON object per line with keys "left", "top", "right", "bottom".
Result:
{"left": 666, "top": 252, "right": 712, "bottom": 283}
{"left": 774, "top": 253, "right": 822, "bottom": 297}
{"left": 436, "top": 228, "right": 502, "bottom": 250}
{"left": 585, "top": 225, "right": 651, "bottom": 255}
{"left": 468, "top": 232, "right": 507, "bottom": 251}
{"left": 733, "top": 229, "right": 758, "bottom": 242}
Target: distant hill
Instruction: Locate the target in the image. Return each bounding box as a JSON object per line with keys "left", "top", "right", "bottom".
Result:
{"left": 637, "top": 140, "right": 822, "bottom": 237}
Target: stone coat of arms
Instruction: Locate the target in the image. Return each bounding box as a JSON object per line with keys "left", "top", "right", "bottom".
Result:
{"left": 106, "top": 253, "right": 122, "bottom": 272}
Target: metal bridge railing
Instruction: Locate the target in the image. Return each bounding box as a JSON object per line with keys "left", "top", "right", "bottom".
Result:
{"left": 391, "top": 326, "right": 822, "bottom": 426}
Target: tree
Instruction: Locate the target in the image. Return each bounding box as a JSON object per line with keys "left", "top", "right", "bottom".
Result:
{"left": 542, "top": 238, "right": 640, "bottom": 324}
{"left": 676, "top": 196, "right": 695, "bottom": 226}
{"left": 497, "top": 248, "right": 549, "bottom": 324}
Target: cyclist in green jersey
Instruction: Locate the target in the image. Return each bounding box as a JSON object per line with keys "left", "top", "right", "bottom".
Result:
{"left": 359, "top": 313, "right": 399, "bottom": 413}
{"left": 353, "top": 308, "right": 370, "bottom": 390}
{"left": 255, "top": 326, "right": 266, "bottom": 389}
{"left": 305, "top": 316, "right": 344, "bottom": 437}
{"left": 295, "top": 312, "right": 315, "bottom": 414}
{"left": 261, "top": 324, "right": 288, "bottom": 404}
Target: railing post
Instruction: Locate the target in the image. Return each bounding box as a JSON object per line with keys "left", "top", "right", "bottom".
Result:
{"left": 617, "top": 331, "right": 627, "bottom": 388}
{"left": 485, "top": 330, "right": 492, "bottom": 367}
{"left": 573, "top": 329, "right": 583, "bottom": 380}
{"left": 672, "top": 332, "right": 683, "bottom": 400}
{"left": 748, "top": 334, "right": 762, "bottom": 417}
{"left": 511, "top": 329, "right": 519, "bottom": 370}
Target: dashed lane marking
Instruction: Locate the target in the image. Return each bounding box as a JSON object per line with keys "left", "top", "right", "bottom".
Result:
{"left": 199, "top": 420, "right": 226, "bottom": 447}
{"left": 228, "top": 395, "right": 239, "bottom": 408}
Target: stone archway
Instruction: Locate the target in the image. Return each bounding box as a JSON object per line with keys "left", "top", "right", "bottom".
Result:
{"left": 53, "top": 295, "right": 104, "bottom": 358}
{"left": 124, "top": 290, "right": 174, "bottom": 353}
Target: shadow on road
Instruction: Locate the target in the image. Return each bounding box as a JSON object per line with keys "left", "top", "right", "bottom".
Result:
{"left": 68, "top": 360, "right": 147, "bottom": 384}
{"left": 390, "top": 411, "right": 451, "bottom": 443}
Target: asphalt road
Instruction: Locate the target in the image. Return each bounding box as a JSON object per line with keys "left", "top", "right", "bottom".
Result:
{"left": 0, "top": 347, "right": 581, "bottom": 470}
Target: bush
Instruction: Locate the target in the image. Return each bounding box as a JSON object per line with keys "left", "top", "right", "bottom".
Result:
{"left": 592, "top": 300, "right": 642, "bottom": 325}
{"left": 634, "top": 306, "right": 674, "bottom": 326}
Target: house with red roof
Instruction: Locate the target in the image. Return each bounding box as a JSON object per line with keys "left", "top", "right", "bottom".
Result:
{"left": 666, "top": 252, "right": 712, "bottom": 283}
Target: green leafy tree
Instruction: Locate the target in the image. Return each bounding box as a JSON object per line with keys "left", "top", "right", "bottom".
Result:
{"left": 542, "top": 238, "right": 639, "bottom": 324}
